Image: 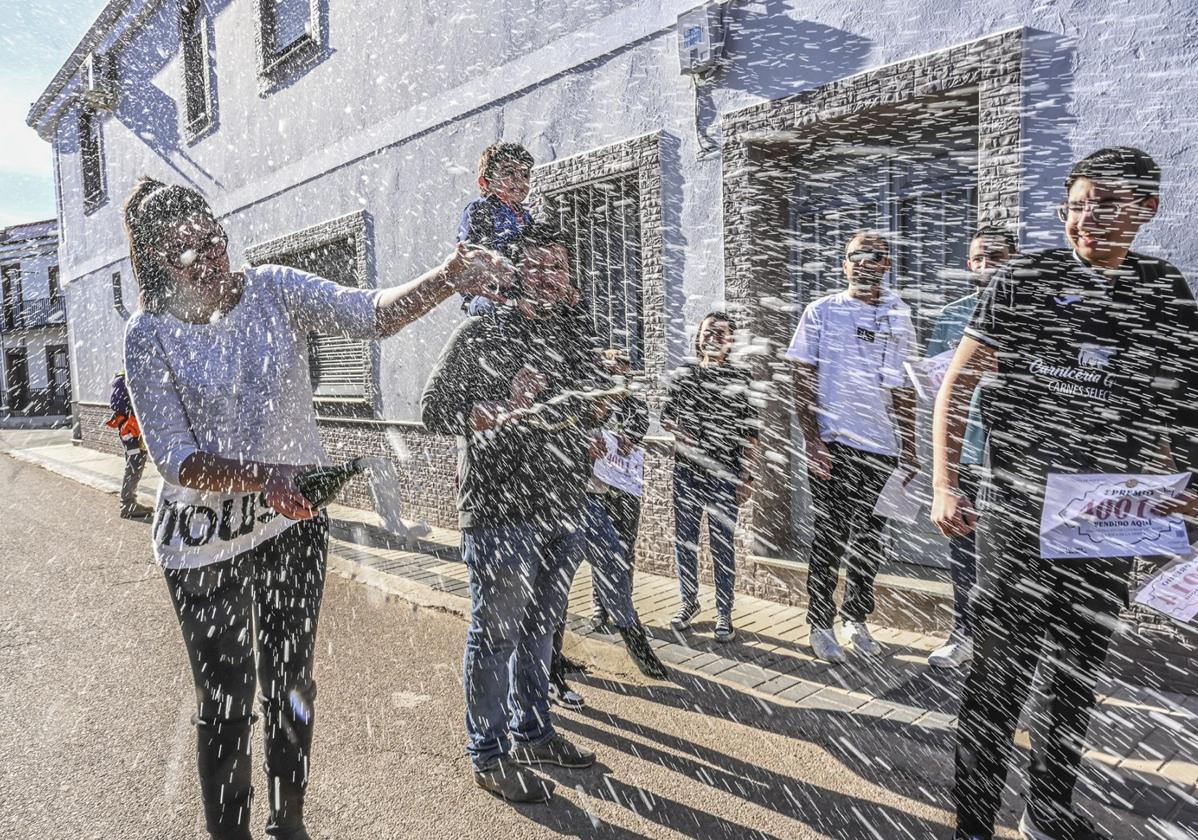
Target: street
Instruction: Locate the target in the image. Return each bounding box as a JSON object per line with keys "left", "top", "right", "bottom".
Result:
{"left": 2, "top": 449, "right": 1194, "bottom": 840}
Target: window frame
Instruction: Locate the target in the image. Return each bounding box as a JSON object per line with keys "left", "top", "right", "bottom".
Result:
{"left": 254, "top": 0, "right": 327, "bottom": 92}
{"left": 79, "top": 107, "right": 107, "bottom": 212}
{"left": 180, "top": 0, "right": 215, "bottom": 141}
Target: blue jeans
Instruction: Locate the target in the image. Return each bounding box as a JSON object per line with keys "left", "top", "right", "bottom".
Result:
{"left": 673, "top": 459, "right": 738, "bottom": 617}
{"left": 583, "top": 495, "right": 638, "bottom": 628}
{"left": 462, "top": 514, "right": 586, "bottom": 771}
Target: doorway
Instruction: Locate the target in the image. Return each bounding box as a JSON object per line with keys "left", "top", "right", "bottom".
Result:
{"left": 787, "top": 93, "right": 981, "bottom": 569}
{"left": 5, "top": 348, "right": 29, "bottom": 412}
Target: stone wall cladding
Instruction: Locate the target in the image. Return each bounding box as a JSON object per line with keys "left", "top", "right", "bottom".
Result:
{"left": 315, "top": 419, "right": 459, "bottom": 530}
{"left": 76, "top": 402, "right": 124, "bottom": 456}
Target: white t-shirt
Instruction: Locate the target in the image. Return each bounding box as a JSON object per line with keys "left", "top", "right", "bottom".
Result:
{"left": 785, "top": 289, "right": 914, "bottom": 457}
{"left": 592, "top": 429, "right": 645, "bottom": 497}
{"left": 124, "top": 265, "right": 382, "bottom": 569}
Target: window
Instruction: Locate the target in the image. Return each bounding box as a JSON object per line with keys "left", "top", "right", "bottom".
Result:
{"left": 111, "top": 271, "right": 128, "bottom": 317}
{"left": 547, "top": 175, "right": 644, "bottom": 368}
{"left": 48, "top": 266, "right": 61, "bottom": 307}
{"left": 181, "top": 0, "right": 213, "bottom": 135}
{"left": 79, "top": 108, "right": 106, "bottom": 208}
{"left": 2, "top": 265, "right": 22, "bottom": 331}
{"left": 276, "top": 238, "right": 367, "bottom": 398}
{"left": 244, "top": 212, "right": 373, "bottom": 406}
{"left": 256, "top": 0, "right": 324, "bottom": 88}
{"left": 266, "top": 0, "right": 311, "bottom": 52}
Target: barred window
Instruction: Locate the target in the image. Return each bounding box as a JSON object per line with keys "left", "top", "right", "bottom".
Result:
{"left": 548, "top": 175, "right": 643, "bottom": 369}
{"left": 181, "top": 0, "right": 212, "bottom": 134}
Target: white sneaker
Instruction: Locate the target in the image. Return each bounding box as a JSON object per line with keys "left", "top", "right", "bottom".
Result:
{"left": 810, "top": 628, "right": 846, "bottom": 664}
{"left": 844, "top": 621, "right": 882, "bottom": 656}
{"left": 928, "top": 637, "right": 974, "bottom": 670}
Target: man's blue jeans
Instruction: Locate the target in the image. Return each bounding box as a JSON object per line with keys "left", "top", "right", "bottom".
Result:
{"left": 673, "top": 459, "right": 739, "bottom": 618}
{"left": 583, "top": 494, "right": 638, "bottom": 628}
{"left": 461, "top": 513, "right": 585, "bottom": 771}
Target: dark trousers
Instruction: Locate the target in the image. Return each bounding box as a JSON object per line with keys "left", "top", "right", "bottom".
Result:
{"left": 592, "top": 490, "right": 642, "bottom": 614}
{"left": 673, "top": 459, "right": 739, "bottom": 617}
{"left": 953, "top": 508, "right": 1131, "bottom": 837}
{"left": 163, "top": 516, "right": 328, "bottom": 837}
{"left": 806, "top": 442, "right": 896, "bottom": 629}
{"left": 947, "top": 465, "right": 983, "bottom": 640}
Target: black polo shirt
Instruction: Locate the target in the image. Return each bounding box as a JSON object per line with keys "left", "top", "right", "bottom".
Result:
{"left": 964, "top": 248, "right": 1198, "bottom": 505}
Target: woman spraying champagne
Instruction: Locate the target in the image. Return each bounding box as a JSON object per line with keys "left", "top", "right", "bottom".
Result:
{"left": 122, "top": 178, "right": 510, "bottom": 840}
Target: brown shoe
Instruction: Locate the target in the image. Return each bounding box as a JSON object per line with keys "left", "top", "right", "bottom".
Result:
{"left": 120, "top": 503, "right": 154, "bottom": 521}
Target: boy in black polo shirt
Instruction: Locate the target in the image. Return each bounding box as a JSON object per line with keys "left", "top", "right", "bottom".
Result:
{"left": 932, "top": 147, "right": 1198, "bottom": 840}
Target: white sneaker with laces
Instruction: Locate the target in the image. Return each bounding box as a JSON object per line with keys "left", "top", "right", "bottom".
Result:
{"left": 810, "top": 628, "right": 846, "bottom": 664}
{"left": 844, "top": 621, "right": 882, "bottom": 656}
{"left": 928, "top": 637, "right": 974, "bottom": 670}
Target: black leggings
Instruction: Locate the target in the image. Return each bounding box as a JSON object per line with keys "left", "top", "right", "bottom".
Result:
{"left": 164, "top": 516, "right": 328, "bottom": 836}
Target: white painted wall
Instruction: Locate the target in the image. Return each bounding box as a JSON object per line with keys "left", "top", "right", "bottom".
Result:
{"left": 42, "top": 0, "right": 1198, "bottom": 412}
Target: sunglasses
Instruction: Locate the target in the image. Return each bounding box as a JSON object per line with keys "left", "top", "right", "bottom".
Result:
{"left": 846, "top": 249, "right": 888, "bottom": 264}
{"left": 164, "top": 229, "right": 228, "bottom": 269}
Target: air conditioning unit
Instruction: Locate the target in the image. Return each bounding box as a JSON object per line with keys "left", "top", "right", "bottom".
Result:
{"left": 677, "top": 3, "right": 727, "bottom": 76}
{"left": 81, "top": 51, "right": 119, "bottom": 111}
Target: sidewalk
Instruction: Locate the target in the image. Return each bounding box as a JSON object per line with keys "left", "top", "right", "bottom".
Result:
{"left": 3, "top": 430, "right": 1196, "bottom": 833}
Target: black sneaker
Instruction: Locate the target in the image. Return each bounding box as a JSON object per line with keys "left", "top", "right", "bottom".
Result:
{"left": 474, "top": 757, "right": 554, "bottom": 803}
{"left": 670, "top": 601, "right": 700, "bottom": 631}
{"left": 590, "top": 602, "right": 610, "bottom": 632}
{"left": 548, "top": 676, "right": 585, "bottom": 710}
{"left": 510, "top": 734, "right": 596, "bottom": 769}
{"left": 714, "top": 614, "right": 736, "bottom": 643}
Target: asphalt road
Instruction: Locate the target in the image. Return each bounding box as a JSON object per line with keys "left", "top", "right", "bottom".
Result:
{"left": 0, "top": 452, "right": 972, "bottom": 840}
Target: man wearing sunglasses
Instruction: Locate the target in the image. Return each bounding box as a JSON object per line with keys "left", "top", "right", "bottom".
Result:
{"left": 932, "top": 147, "right": 1198, "bottom": 840}
{"left": 787, "top": 230, "right": 918, "bottom": 665}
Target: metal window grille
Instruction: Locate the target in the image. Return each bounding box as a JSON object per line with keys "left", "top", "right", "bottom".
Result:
{"left": 549, "top": 175, "right": 643, "bottom": 368}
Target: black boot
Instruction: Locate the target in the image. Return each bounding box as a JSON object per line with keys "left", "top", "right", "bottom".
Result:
{"left": 618, "top": 621, "right": 670, "bottom": 680}
{"left": 266, "top": 779, "right": 310, "bottom": 840}
{"left": 261, "top": 680, "right": 316, "bottom": 840}
{"left": 194, "top": 714, "right": 254, "bottom": 840}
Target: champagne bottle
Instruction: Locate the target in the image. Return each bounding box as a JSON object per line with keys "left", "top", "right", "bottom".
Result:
{"left": 295, "top": 457, "right": 368, "bottom": 509}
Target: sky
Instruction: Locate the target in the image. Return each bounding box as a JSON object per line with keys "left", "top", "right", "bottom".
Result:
{"left": 1, "top": 1, "right": 109, "bottom": 228}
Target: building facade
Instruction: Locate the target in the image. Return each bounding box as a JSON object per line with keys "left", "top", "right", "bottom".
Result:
{"left": 0, "top": 220, "right": 70, "bottom": 420}
{"left": 26, "top": 1, "right": 1198, "bottom": 663}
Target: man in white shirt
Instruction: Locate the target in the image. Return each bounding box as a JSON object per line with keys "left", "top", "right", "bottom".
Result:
{"left": 787, "top": 231, "right": 918, "bottom": 664}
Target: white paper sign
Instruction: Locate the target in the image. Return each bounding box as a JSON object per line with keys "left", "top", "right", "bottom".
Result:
{"left": 872, "top": 468, "right": 931, "bottom": 524}
{"left": 1134, "top": 550, "right": 1198, "bottom": 625}
{"left": 1039, "top": 472, "right": 1192, "bottom": 560}
{"left": 592, "top": 430, "right": 645, "bottom": 498}
{"left": 904, "top": 349, "right": 956, "bottom": 402}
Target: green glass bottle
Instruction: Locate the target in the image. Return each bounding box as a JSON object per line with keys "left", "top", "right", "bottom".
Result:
{"left": 295, "top": 457, "right": 367, "bottom": 509}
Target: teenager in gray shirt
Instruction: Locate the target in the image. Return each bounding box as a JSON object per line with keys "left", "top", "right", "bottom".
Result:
{"left": 122, "top": 177, "right": 509, "bottom": 840}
